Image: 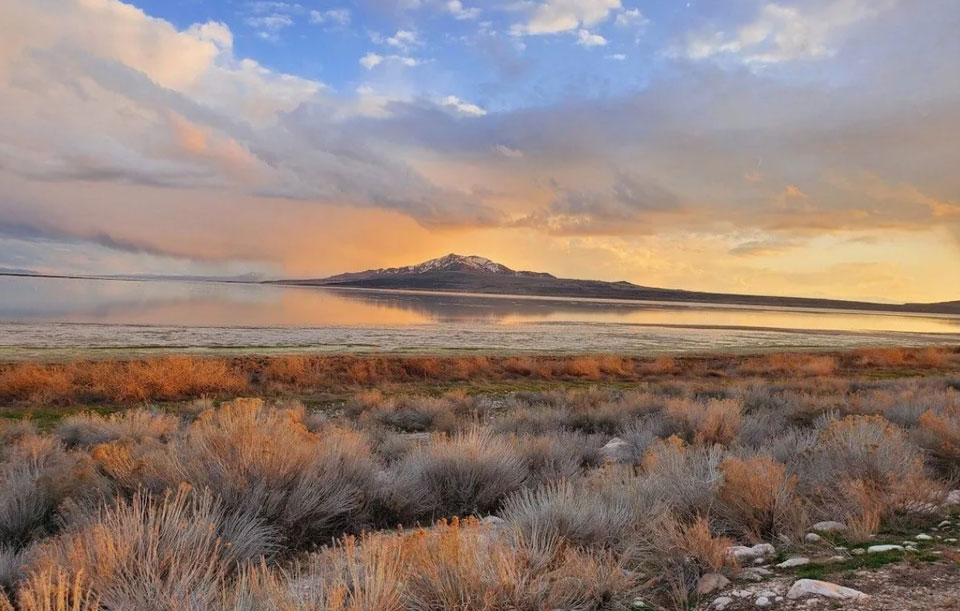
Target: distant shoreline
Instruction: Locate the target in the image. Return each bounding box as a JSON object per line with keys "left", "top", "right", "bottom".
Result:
{"left": 5, "top": 270, "right": 960, "bottom": 317}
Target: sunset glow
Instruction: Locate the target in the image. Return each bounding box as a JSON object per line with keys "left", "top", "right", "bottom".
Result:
{"left": 1, "top": 0, "right": 958, "bottom": 302}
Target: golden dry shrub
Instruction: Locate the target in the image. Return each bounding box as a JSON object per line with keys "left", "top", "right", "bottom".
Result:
{"left": 262, "top": 355, "right": 313, "bottom": 389}
{"left": 915, "top": 347, "right": 952, "bottom": 368}
{"left": 666, "top": 398, "right": 743, "bottom": 446}
{"left": 718, "top": 455, "right": 804, "bottom": 541}
{"left": 0, "top": 363, "right": 73, "bottom": 404}
{"left": 9, "top": 569, "right": 99, "bottom": 611}
{"left": 645, "top": 515, "right": 736, "bottom": 607}
{"left": 917, "top": 406, "right": 960, "bottom": 470}
{"left": 855, "top": 347, "right": 907, "bottom": 367}
{"left": 639, "top": 356, "right": 677, "bottom": 375}
{"left": 739, "top": 353, "right": 838, "bottom": 377}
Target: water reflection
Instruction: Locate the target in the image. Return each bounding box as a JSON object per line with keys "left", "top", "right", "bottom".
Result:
{"left": 1, "top": 275, "right": 959, "bottom": 335}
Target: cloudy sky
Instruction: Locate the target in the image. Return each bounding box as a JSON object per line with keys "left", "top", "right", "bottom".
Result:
{"left": 1, "top": 0, "right": 958, "bottom": 302}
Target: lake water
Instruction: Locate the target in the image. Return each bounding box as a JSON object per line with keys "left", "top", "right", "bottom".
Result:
{"left": 0, "top": 275, "right": 958, "bottom": 359}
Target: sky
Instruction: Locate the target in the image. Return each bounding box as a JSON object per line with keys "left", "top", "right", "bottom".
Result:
{"left": 0, "top": 0, "right": 958, "bottom": 303}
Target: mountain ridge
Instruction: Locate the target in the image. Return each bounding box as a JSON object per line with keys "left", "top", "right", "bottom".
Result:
{"left": 272, "top": 254, "right": 960, "bottom": 315}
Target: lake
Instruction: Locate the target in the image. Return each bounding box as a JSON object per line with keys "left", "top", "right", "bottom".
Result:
{"left": 0, "top": 275, "right": 958, "bottom": 359}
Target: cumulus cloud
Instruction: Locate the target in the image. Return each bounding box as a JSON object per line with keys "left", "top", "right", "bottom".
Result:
{"left": 360, "top": 52, "right": 384, "bottom": 69}
{"left": 441, "top": 95, "right": 487, "bottom": 116}
{"left": 446, "top": 0, "right": 480, "bottom": 20}
{"left": 309, "top": 8, "right": 351, "bottom": 25}
{"left": 519, "top": 0, "right": 621, "bottom": 35}
{"left": 576, "top": 30, "right": 608, "bottom": 47}
{"left": 680, "top": 0, "right": 897, "bottom": 65}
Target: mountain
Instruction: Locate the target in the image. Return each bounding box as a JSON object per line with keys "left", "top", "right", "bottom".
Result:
{"left": 273, "top": 254, "right": 960, "bottom": 315}
{"left": 321, "top": 254, "right": 554, "bottom": 283}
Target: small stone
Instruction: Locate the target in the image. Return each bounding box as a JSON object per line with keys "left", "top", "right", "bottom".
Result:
{"left": 804, "top": 533, "right": 823, "bottom": 543}
{"left": 812, "top": 521, "right": 848, "bottom": 533}
{"left": 945, "top": 538, "right": 958, "bottom": 543}
{"left": 777, "top": 557, "right": 811, "bottom": 568}
{"left": 630, "top": 598, "right": 646, "bottom": 609}
{"left": 739, "top": 567, "right": 774, "bottom": 582}
{"left": 697, "top": 573, "right": 731, "bottom": 596}
{"left": 945, "top": 490, "right": 960, "bottom": 505}
{"left": 915, "top": 533, "right": 933, "bottom": 541}
{"left": 786, "top": 579, "right": 870, "bottom": 601}
{"left": 599, "top": 437, "right": 632, "bottom": 463}
{"left": 755, "top": 596, "right": 772, "bottom": 607}
{"left": 851, "top": 548, "right": 866, "bottom": 555}
{"left": 731, "top": 589, "right": 753, "bottom": 599}
{"left": 867, "top": 544, "right": 904, "bottom": 553}
{"left": 754, "top": 543, "right": 776, "bottom": 556}
{"left": 833, "top": 546, "right": 847, "bottom": 552}
{"left": 753, "top": 557, "right": 765, "bottom": 565}
{"left": 826, "top": 555, "right": 846, "bottom": 563}
{"left": 939, "top": 520, "right": 953, "bottom": 528}
{"left": 712, "top": 596, "right": 734, "bottom": 610}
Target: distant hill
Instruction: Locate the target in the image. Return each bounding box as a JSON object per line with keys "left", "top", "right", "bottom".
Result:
{"left": 272, "top": 254, "right": 960, "bottom": 315}
{"left": 0, "top": 267, "right": 38, "bottom": 276}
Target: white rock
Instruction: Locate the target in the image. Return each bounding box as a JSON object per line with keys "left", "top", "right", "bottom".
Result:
{"left": 826, "top": 555, "right": 846, "bottom": 563}
{"left": 697, "top": 573, "right": 730, "bottom": 596}
{"left": 731, "top": 589, "right": 753, "bottom": 599}
{"left": 739, "top": 567, "right": 774, "bottom": 581}
{"left": 851, "top": 548, "right": 865, "bottom": 555}
{"left": 939, "top": 520, "right": 953, "bottom": 528}
{"left": 867, "top": 544, "right": 903, "bottom": 553}
{"left": 915, "top": 533, "right": 933, "bottom": 541}
{"left": 945, "top": 490, "right": 960, "bottom": 505}
{"left": 752, "top": 543, "right": 776, "bottom": 558}
{"left": 777, "top": 557, "right": 811, "bottom": 568}
{"left": 758, "top": 590, "right": 778, "bottom": 598}
{"left": 755, "top": 596, "right": 772, "bottom": 607}
{"left": 786, "top": 579, "right": 870, "bottom": 601}
{"left": 804, "top": 533, "right": 823, "bottom": 543}
{"left": 812, "top": 521, "right": 848, "bottom": 533}
{"left": 599, "top": 437, "right": 632, "bottom": 463}
{"left": 630, "top": 598, "right": 646, "bottom": 609}
{"left": 712, "top": 596, "right": 734, "bottom": 610}
{"left": 727, "top": 543, "right": 776, "bottom": 562}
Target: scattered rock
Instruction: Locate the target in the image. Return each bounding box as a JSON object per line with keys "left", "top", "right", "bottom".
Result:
{"left": 945, "top": 490, "right": 960, "bottom": 505}
{"left": 812, "top": 521, "right": 848, "bottom": 533}
{"left": 599, "top": 437, "right": 632, "bottom": 463}
{"left": 712, "top": 596, "right": 734, "bottom": 610}
{"left": 739, "top": 567, "right": 774, "bottom": 581}
{"left": 867, "top": 544, "right": 904, "bottom": 553}
{"left": 804, "top": 533, "right": 823, "bottom": 543}
{"left": 697, "top": 573, "right": 731, "bottom": 596}
{"left": 777, "top": 557, "right": 811, "bottom": 568}
{"left": 851, "top": 548, "right": 866, "bottom": 555}
{"left": 786, "top": 579, "right": 870, "bottom": 601}
{"left": 826, "top": 555, "right": 846, "bottom": 563}
{"left": 915, "top": 533, "right": 933, "bottom": 541}
{"left": 727, "top": 543, "right": 776, "bottom": 562}
{"left": 755, "top": 596, "right": 772, "bottom": 607}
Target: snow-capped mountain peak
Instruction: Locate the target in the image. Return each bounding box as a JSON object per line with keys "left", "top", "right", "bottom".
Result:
{"left": 325, "top": 254, "right": 555, "bottom": 281}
